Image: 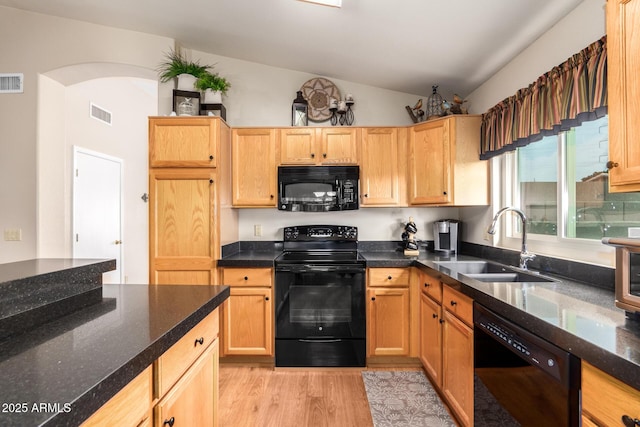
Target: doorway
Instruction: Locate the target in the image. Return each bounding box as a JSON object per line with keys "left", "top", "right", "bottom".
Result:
{"left": 72, "top": 146, "right": 123, "bottom": 283}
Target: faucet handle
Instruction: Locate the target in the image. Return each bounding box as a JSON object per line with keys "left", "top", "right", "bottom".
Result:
{"left": 520, "top": 251, "right": 536, "bottom": 270}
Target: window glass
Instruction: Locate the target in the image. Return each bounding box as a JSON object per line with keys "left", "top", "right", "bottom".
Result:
{"left": 514, "top": 115, "right": 640, "bottom": 241}
{"left": 517, "top": 136, "right": 558, "bottom": 236}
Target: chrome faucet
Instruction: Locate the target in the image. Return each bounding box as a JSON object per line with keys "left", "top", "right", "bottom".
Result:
{"left": 487, "top": 207, "right": 536, "bottom": 270}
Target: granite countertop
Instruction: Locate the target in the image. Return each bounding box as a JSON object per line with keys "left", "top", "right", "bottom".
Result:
{"left": 0, "top": 283, "right": 229, "bottom": 426}
{"left": 220, "top": 245, "right": 640, "bottom": 390}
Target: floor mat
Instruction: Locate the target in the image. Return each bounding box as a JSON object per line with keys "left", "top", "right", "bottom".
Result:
{"left": 361, "top": 371, "right": 456, "bottom": 427}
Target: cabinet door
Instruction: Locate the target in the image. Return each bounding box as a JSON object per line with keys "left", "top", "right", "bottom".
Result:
{"left": 408, "top": 120, "right": 451, "bottom": 204}
{"left": 149, "top": 117, "right": 218, "bottom": 168}
{"left": 420, "top": 292, "right": 443, "bottom": 388}
{"left": 223, "top": 287, "right": 273, "bottom": 355}
{"left": 231, "top": 128, "right": 277, "bottom": 206}
{"left": 360, "top": 128, "right": 405, "bottom": 206}
{"left": 320, "top": 128, "right": 358, "bottom": 164}
{"left": 607, "top": 0, "right": 640, "bottom": 192}
{"left": 442, "top": 309, "right": 474, "bottom": 427}
{"left": 280, "top": 128, "right": 318, "bottom": 164}
{"left": 367, "top": 287, "right": 410, "bottom": 356}
{"left": 155, "top": 340, "right": 218, "bottom": 427}
{"left": 149, "top": 169, "right": 216, "bottom": 285}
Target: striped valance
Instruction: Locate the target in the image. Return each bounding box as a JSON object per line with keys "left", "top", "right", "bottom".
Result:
{"left": 480, "top": 36, "right": 607, "bottom": 160}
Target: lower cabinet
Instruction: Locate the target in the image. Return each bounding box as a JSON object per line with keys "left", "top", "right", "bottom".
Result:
{"left": 582, "top": 361, "right": 640, "bottom": 426}
{"left": 220, "top": 268, "right": 274, "bottom": 356}
{"left": 367, "top": 268, "right": 411, "bottom": 357}
{"left": 85, "top": 308, "right": 220, "bottom": 427}
{"left": 155, "top": 340, "right": 219, "bottom": 427}
{"left": 418, "top": 268, "right": 474, "bottom": 427}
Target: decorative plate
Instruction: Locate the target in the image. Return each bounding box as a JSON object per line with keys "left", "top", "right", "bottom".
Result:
{"left": 300, "top": 77, "right": 341, "bottom": 121}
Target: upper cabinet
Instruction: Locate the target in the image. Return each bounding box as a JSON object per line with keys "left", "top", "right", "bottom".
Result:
{"left": 231, "top": 128, "right": 278, "bottom": 207}
{"left": 607, "top": 0, "right": 640, "bottom": 192}
{"left": 279, "top": 128, "right": 358, "bottom": 165}
{"left": 149, "top": 117, "right": 219, "bottom": 168}
{"left": 408, "top": 115, "right": 488, "bottom": 206}
{"left": 359, "top": 127, "right": 407, "bottom": 206}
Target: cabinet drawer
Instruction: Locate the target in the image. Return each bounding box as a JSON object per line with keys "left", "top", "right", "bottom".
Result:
{"left": 582, "top": 361, "right": 640, "bottom": 426}
{"left": 368, "top": 268, "right": 410, "bottom": 287}
{"left": 81, "top": 365, "right": 152, "bottom": 427}
{"left": 222, "top": 268, "right": 272, "bottom": 286}
{"left": 442, "top": 285, "right": 473, "bottom": 326}
{"left": 156, "top": 308, "right": 219, "bottom": 397}
{"left": 419, "top": 270, "right": 442, "bottom": 303}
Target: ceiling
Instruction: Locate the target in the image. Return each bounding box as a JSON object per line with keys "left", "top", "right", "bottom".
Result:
{"left": 0, "top": 0, "right": 584, "bottom": 97}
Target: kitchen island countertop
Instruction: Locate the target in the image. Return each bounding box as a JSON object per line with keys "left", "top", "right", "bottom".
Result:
{"left": 0, "top": 283, "right": 229, "bottom": 426}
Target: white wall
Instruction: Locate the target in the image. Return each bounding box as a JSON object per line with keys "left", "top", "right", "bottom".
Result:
{"left": 461, "top": 0, "right": 609, "bottom": 264}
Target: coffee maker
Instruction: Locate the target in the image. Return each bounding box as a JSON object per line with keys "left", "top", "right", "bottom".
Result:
{"left": 433, "top": 219, "right": 460, "bottom": 253}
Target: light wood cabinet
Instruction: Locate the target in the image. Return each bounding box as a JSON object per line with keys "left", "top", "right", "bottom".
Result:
{"left": 408, "top": 115, "right": 488, "bottom": 206}
{"left": 149, "top": 168, "right": 217, "bottom": 285}
{"left": 231, "top": 128, "right": 277, "bottom": 206}
{"left": 155, "top": 339, "right": 218, "bottom": 427}
{"left": 441, "top": 285, "right": 474, "bottom": 427}
{"left": 149, "top": 117, "right": 235, "bottom": 285}
{"left": 582, "top": 361, "right": 640, "bottom": 426}
{"left": 81, "top": 366, "right": 152, "bottom": 427}
{"left": 149, "top": 117, "right": 219, "bottom": 168}
{"left": 607, "top": 0, "right": 640, "bottom": 192}
{"left": 279, "top": 128, "right": 358, "bottom": 165}
{"left": 367, "top": 268, "right": 410, "bottom": 356}
{"left": 419, "top": 291, "right": 443, "bottom": 388}
{"left": 359, "top": 127, "right": 407, "bottom": 206}
{"left": 221, "top": 268, "right": 273, "bottom": 356}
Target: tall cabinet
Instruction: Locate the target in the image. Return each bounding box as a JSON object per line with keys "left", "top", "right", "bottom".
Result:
{"left": 607, "top": 0, "right": 640, "bottom": 192}
{"left": 149, "top": 117, "right": 237, "bottom": 285}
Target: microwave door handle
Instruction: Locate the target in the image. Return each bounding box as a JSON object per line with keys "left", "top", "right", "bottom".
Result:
{"left": 336, "top": 178, "right": 342, "bottom": 203}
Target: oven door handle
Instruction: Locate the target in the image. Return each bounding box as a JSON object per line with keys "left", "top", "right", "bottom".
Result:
{"left": 276, "top": 265, "right": 364, "bottom": 274}
{"left": 298, "top": 339, "right": 343, "bottom": 343}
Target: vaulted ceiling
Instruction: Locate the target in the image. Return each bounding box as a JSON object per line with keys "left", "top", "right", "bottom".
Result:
{"left": 0, "top": 0, "right": 584, "bottom": 96}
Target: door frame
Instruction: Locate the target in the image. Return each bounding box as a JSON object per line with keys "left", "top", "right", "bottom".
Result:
{"left": 72, "top": 145, "right": 124, "bottom": 283}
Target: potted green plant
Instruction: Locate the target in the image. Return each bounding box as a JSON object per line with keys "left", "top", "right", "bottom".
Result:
{"left": 196, "top": 71, "right": 231, "bottom": 104}
{"left": 157, "top": 48, "right": 212, "bottom": 91}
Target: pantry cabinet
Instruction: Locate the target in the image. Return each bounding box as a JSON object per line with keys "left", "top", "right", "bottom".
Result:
{"left": 220, "top": 268, "right": 274, "bottom": 356}
{"left": 279, "top": 127, "right": 358, "bottom": 165}
{"left": 149, "top": 117, "right": 235, "bottom": 285}
{"left": 359, "top": 127, "right": 407, "bottom": 206}
{"left": 367, "top": 268, "right": 411, "bottom": 356}
{"left": 582, "top": 361, "right": 640, "bottom": 427}
{"left": 408, "top": 115, "right": 488, "bottom": 206}
{"left": 607, "top": 0, "right": 640, "bottom": 192}
{"left": 231, "top": 128, "right": 277, "bottom": 207}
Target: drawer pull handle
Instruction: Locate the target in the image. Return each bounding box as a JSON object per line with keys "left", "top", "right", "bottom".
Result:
{"left": 424, "top": 282, "right": 430, "bottom": 287}
{"left": 371, "top": 297, "right": 376, "bottom": 301}
{"left": 387, "top": 275, "right": 392, "bottom": 280}
{"left": 163, "top": 417, "right": 175, "bottom": 427}
{"left": 244, "top": 276, "right": 248, "bottom": 280}
{"left": 439, "top": 319, "right": 445, "bottom": 324}
{"left": 209, "top": 155, "right": 214, "bottom": 160}
{"left": 195, "top": 337, "right": 204, "bottom": 346}
{"left": 432, "top": 314, "right": 438, "bottom": 319}
{"left": 450, "top": 300, "right": 457, "bottom": 306}
{"left": 622, "top": 415, "right": 640, "bottom": 427}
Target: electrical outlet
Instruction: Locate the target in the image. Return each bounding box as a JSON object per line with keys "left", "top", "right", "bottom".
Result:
{"left": 4, "top": 228, "right": 22, "bottom": 241}
{"left": 254, "top": 224, "right": 262, "bottom": 237}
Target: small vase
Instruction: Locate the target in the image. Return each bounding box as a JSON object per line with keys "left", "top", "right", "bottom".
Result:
{"left": 203, "top": 89, "right": 222, "bottom": 104}
{"left": 176, "top": 74, "right": 197, "bottom": 90}
{"left": 178, "top": 98, "right": 196, "bottom": 116}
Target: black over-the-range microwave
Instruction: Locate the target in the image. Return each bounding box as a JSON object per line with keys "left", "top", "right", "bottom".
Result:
{"left": 277, "top": 165, "right": 359, "bottom": 212}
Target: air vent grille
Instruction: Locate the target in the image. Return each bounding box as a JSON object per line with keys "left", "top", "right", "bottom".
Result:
{"left": 0, "top": 73, "right": 24, "bottom": 93}
{"left": 90, "top": 103, "right": 112, "bottom": 125}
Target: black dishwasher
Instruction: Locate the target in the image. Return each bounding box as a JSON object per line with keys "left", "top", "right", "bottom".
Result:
{"left": 474, "top": 303, "right": 580, "bottom": 427}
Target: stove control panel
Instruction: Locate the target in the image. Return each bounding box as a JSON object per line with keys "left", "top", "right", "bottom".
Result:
{"left": 283, "top": 225, "right": 358, "bottom": 241}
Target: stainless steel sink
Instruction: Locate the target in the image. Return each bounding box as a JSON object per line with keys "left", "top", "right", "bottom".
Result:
{"left": 435, "top": 260, "right": 556, "bottom": 283}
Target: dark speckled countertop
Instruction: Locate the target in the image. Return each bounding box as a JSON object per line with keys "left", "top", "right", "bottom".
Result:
{"left": 0, "top": 283, "right": 229, "bottom": 426}
{"left": 220, "top": 242, "right": 640, "bottom": 391}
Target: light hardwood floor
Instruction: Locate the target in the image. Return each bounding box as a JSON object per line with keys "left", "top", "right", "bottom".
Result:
{"left": 218, "top": 365, "right": 375, "bottom": 427}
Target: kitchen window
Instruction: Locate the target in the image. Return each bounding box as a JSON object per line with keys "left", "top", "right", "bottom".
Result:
{"left": 498, "top": 115, "right": 640, "bottom": 261}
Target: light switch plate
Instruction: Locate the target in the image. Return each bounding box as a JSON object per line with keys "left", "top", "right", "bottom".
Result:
{"left": 4, "top": 228, "right": 22, "bottom": 241}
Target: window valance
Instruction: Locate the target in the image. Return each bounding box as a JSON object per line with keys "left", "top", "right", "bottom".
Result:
{"left": 480, "top": 36, "right": 607, "bottom": 160}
